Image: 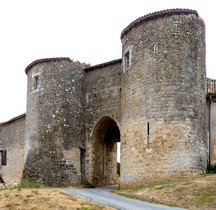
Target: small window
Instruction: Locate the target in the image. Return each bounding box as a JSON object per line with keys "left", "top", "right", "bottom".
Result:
{"left": 124, "top": 51, "right": 130, "bottom": 69}
{"left": 0, "top": 150, "right": 7, "bottom": 166}
{"left": 34, "top": 75, "right": 40, "bottom": 90}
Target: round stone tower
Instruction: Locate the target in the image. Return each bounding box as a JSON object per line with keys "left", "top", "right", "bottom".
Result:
{"left": 24, "top": 58, "right": 87, "bottom": 186}
{"left": 120, "top": 9, "right": 207, "bottom": 187}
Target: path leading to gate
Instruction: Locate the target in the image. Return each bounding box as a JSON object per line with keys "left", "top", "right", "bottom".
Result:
{"left": 62, "top": 185, "right": 185, "bottom": 210}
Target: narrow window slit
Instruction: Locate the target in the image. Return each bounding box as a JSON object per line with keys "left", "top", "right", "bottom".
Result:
{"left": 124, "top": 51, "right": 130, "bottom": 69}
{"left": 147, "top": 122, "right": 150, "bottom": 148}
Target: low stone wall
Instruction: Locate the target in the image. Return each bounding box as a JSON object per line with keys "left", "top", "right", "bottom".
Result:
{"left": 0, "top": 114, "right": 25, "bottom": 186}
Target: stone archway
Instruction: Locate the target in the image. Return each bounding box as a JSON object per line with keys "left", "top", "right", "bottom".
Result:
{"left": 92, "top": 116, "right": 120, "bottom": 186}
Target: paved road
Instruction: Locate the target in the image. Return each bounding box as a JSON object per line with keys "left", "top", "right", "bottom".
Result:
{"left": 62, "top": 185, "right": 185, "bottom": 210}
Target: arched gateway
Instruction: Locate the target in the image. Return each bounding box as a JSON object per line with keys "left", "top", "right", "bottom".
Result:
{"left": 20, "top": 9, "right": 207, "bottom": 188}
{"left": 92, "top": 117, "right": 120, "bottom": 186}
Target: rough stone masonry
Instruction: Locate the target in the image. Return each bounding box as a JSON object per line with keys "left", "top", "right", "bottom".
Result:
{"left": 1, "top": 9, "right": 215, "bottom": 188}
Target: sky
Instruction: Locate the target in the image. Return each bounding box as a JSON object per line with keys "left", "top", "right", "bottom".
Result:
{"left": 0, "top": 0, "right": 215, "bottom": 122}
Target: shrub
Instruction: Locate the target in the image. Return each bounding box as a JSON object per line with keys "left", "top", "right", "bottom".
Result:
{"left": 206, "top": 163, "right": 216, "bottom": 174}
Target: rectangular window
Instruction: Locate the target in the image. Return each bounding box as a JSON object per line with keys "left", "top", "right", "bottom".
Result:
{"left": 124, "top": 51, "right": 130, "bottom": 69}
{"left": 0, "top": 150, "right": 7, "bottom": 166}
{"left": 34, "top": 75, "right": 40, "bottom": 90}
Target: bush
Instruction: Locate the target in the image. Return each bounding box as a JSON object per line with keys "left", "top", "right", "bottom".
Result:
{"left": 206, "top": 163, "right": 216, "bottom": 174}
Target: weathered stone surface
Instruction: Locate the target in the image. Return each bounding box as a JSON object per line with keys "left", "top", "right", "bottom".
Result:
{"left": 207, "top": 98, "right": 216, "bottom": 164}
{"left": 0, "top": 115, "right": 25, "bottom": 185}
{"left": 84, "top": 62, "right": 121, "bottom": 186}
{"left": 24, "top": 59, "right": 87, "bottom": 186}
{"left": 0, "top": 9, "right": 212, "bottom": 188}
{"left": 120, "top": 11, "right": 207, "bottom": 187}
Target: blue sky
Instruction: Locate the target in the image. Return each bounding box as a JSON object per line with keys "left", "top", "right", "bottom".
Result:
{"left": 0, "top": 0, "right": 215, "bottom": 122}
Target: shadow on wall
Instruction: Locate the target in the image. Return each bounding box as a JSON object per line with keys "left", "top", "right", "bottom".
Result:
{"left": 92, "top": 116, "right": 120, "bottom": 186}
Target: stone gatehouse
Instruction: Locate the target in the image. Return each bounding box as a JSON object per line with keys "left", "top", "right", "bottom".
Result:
{"left": 1, "top": 8, "right": 216, "bottom": 188}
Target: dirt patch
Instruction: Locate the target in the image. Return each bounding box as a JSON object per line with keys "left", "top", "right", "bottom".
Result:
{"left": 115, "top": 174, "right": 216, "bottom": 210}
{"left": 0, "top": 187, "right": 114, "bottom": 210}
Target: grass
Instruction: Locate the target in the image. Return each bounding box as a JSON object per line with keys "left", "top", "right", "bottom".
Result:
{"left": 17, "top": 178, "right": 41, "bottom": 188}
{"left": 0, "top": 180, "right": 113, "bottom": 210}
{"left": 1, "top": 175, "right": 216, "bottom": 209}
{"left": 114, "top": 174, "right": 216, "bottom": 210}
{"left": 196, "top": 195, "right": 215, "bottom": 203}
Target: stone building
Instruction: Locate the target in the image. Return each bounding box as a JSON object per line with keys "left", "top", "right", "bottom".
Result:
{"left": 207, "top": 79, "right": 216, "bottom": 164}
{"left": 0, "top": 9, "right": 216, "bottom": 188}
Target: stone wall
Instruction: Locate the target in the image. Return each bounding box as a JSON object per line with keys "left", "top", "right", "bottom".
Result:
{"left": 120, "top": 10, "right": 207, "bottom": 187}
{"left": 207, "top": 98, "right": 216, "bottom": 163}
{"left": 0, "top": 114, "right": 25, "bottom": 185}
{"left": 84, "top": 60, "right": 122, "bottom": 185}
{"left": 24, "top": 58, "right": 87, "bottom": 186}
{"left": 1, "top": 9, "right": 210, "bottom": 188}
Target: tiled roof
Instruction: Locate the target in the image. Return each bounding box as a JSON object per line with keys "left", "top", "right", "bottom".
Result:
{"left": 121, "top": 8, "right": 198, "bottom": 39}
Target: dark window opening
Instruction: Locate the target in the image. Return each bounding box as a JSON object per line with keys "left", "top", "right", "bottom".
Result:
{"left": 80, "top": 148, "right": 86, "bottom": 178}
{"left": 124, "top": 51, "right": 130, "bottom": 69}
{"left": 0, "top": 150, "right": 7, "bottom": 166}
{"left": 34, "top": 75, "right": 40, "bottom": 90}
{"left": 147, "top": 122, "right": 150, "bottom": 148}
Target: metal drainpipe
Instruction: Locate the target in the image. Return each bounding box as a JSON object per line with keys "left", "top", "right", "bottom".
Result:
{"left": 208, "top": 95, "right": 212, "bottom": 164}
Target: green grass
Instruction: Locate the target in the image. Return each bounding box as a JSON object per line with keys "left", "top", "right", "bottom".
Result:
{"left": 0, "top": 178, "right": 41, "bottom": 192}
{"left": 196, "top": 195, "right": 215, "bottom": 203}
{"left": 4, "top": 191, "right": 10, "bottom": 198}
{"left": 6, "top": 203, "right": 14, "bottom": 209}
{"left": 154, "top": 184, "right": 176, "bottom": 190}
{"left": 17, "top": 178, "right": 41, "bottom": 188}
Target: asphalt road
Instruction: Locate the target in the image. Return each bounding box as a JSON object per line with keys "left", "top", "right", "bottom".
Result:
{"left": 62, "top": 185, "right": 185, "bottom": 210}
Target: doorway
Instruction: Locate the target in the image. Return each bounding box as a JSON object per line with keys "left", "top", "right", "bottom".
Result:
{"left": 92, "top": 117, "right": 120, "bottom": 186}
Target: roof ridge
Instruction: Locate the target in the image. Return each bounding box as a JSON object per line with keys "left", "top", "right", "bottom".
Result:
{"left": 0, "top": 113, "right": 26, "bottom": 126}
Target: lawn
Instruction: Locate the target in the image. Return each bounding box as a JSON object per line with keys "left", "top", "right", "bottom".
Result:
{"left": 1, "top": 174, "right": 216, "bottom": 210}
{"left": 0, "top": 186, "right": 113, "bottom": 210}
{"left": 114, "top": 174, "right": 216, "bottom": 210}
